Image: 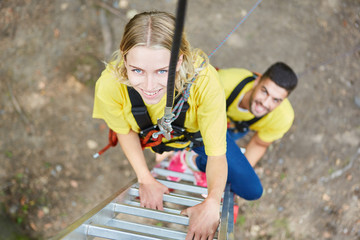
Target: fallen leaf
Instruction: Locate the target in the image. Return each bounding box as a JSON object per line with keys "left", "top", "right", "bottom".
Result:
{"left": 20, "top": 196, "right": 26, "bottom": 205}
{"left": 37, "top": 209, "right": 44, "bottom": 219}
{"left": 54, "top": 28, "right": 60, "bottom": 38}
{"left": 44, "top": 223, "right": 52, "bottom": 230}
{"left": 346, "top": 174, "right": 352, "bottom": 181}
{"left": 30, "top": 222, "right": 38, "bottom": 231}
{"left": 323, "top": 231, "right": 332, "bottom": 239}
{"left": 70, "top": 180, "right": 78, "bottom": 188}
{"left": 322, "top": 193, "right": 331, "bottom": 202}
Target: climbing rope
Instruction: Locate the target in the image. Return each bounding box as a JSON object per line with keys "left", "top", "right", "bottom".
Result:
{"left": 208, "top": 0, "right": 263, "bottom": 59}
{"left": 171, "top": 0, "right": 263, "bottom": 122}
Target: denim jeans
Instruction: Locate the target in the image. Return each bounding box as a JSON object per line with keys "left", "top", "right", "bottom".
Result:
{"left": 227, "top": 127, "right": 249, "bottom": 141}
{"left": 193, "top": 130, "right": 263, "bottom": 200}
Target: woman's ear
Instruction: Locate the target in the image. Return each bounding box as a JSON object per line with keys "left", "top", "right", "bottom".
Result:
{"left": 176, "top": 54, "right": 184, "bottom": 71}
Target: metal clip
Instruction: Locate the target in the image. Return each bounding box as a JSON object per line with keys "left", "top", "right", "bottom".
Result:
{"left": 152, "top": 117, "right": 173, "bottom": 140}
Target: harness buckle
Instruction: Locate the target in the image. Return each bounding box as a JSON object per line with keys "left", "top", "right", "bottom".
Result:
{"left": 153, "top": 118, "right": 173, "bottom": 140}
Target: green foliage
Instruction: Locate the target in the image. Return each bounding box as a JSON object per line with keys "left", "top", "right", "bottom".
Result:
{"left": 16, "top": 173, "right": 24, "bottom": 181}
{"left": 236, "top": 215, "right": 246, "bottom": 227}
{"left": 5, "top": 150, "right": 13, "bottom": 158}
{"left": 44, "top": 162, "right": 52, "bottom": 169}
{"left": 280, "top": 172, "right": 287, "bottom": 180}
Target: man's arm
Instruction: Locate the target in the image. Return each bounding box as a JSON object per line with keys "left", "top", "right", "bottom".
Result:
{"left": 245, "top": 132, "right": 272, "bottom": 167}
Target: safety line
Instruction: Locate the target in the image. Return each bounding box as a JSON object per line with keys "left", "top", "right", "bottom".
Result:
{"left": 166, "top": 0, "right": 187, "bottom": 110}
{"left": 172, "top": 0, "right": 263, "bottom": 122}
{"left": 208, "top": 0, "right": 263, "bottom": 59}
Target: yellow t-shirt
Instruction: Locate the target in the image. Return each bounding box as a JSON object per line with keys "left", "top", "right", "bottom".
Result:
{"left": 93, "top": 57, "right": 227, "bottom": 156}
{"left": 219, "top": 68, "right": 294, "bottom": 143}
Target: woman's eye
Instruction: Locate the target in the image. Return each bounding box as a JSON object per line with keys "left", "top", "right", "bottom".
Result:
{"left": 132, "top": 69, "right": 142, "bottom": 74}
{"left": 158, "top": 70, "right": 167, "bottom": 74}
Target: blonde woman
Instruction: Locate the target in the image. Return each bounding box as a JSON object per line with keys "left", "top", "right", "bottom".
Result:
{"left": 93, "top": 11, "right": 262, "bottom": 239}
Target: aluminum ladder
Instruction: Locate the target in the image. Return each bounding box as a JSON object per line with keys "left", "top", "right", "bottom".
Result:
{"left": 51, "top": 160, "right": 235, "bottom": 240}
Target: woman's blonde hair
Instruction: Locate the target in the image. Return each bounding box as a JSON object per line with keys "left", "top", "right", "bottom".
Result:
{"left": 107, "top": 11, "right": 208, "bottom": 94}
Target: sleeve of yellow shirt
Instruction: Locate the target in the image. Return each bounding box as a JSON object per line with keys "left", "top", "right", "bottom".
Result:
{"left": 92, "top": 67, "right": 131, "bottom": 134}
{"left": 192, "top": 65, "right": 227, "bottom": 156}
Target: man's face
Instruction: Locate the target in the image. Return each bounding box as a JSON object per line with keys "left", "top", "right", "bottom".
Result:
{"left": 249, "top": 77, "right": 289, "bottom": 117}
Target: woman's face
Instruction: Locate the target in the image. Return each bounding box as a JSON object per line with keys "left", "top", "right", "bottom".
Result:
{"left": 125, "top": 46, "right": 182, "bottom": 105}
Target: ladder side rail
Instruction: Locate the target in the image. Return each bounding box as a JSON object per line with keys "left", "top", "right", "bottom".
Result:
{"left": 227, "top": 194, "right": 235, "bottom": 239}
{"left": 217, "top": 184, "right": 235, "bottom": 239}
{"left": 50, "top": 179, "right": 137, "bottom": 240}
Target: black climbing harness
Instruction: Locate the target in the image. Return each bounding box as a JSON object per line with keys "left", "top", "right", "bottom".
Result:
{"left": 128, "top": 86, "right": 203, "bottom": 154}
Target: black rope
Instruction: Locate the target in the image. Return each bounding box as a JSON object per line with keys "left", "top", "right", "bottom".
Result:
{"left": 166, "top": 0, "right": 187, "bottom": 109}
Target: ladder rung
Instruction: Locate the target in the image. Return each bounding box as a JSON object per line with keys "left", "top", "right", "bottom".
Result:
{"left": 155, "top": 179, "right": 208, "bottom": 195}
{"left": 113, "top": 203, "right": 189, "bottom": 225}
{"left": 124, "top": 200, "right": 181, "bottom": 214}
{"left": 86, "top": 224, "right": 170, "bottom": 240}
{"left": 107, "top": 219, "right": 187, "bottom": 239}
{"left": 152, "top": 168, "right": 195, "bottom": 182}
{"left": 158, "top": 161, "right": 194, "bottom": 174}
{"left": 128, "top": 188, "right": 203, "bottom": 206}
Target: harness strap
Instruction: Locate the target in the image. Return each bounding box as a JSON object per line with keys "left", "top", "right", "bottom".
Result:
{"left": 226, "top": 72, "right": 264, "bottom": 132}
{"left": 128, "top": 87, "right": 153, "bottom": 131}
{"left": 226, "top": 74, "right": 256, "bottom": 110}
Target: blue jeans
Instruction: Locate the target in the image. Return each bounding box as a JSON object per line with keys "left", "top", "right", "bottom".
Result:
{"left": 227, "top": 127, "right": 249, "bottom": 141}
{"left": 192, "top": 131, "right": 263, "bottom": 200}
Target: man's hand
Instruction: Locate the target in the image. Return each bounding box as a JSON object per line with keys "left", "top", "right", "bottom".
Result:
{"left": 139, "top": 177, "right": 169, "bottom": 210}
{"left": 181, "top": 198, "right": 220, "bottom": 240}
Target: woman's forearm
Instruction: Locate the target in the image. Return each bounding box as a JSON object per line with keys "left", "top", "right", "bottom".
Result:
{"left": 116, "top": 130, "right": 153, "bottom": 183}
{"left": 206, "top": 154, "right": 228, "bottom": 203}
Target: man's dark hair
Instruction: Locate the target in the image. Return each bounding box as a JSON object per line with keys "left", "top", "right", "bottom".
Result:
{"left": 261, "top": 62, "right": 298, "bottom": 94}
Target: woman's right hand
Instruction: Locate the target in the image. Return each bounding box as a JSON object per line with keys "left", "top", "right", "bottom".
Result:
{"left": 139, "top": 177, "right": 169, "bottom": 210}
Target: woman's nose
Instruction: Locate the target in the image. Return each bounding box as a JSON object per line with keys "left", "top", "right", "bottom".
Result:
{"left": 144, "top": 74, "right": 155, "bottom": 90}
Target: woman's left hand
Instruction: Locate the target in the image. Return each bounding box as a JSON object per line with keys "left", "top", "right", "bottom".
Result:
{"left": 181, "top": 198, "right": 220, "bottom": 240}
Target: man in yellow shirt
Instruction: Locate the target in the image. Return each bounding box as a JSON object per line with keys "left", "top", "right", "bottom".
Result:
{"left": 219, "top": 62, "right": 298, "bottom": 167}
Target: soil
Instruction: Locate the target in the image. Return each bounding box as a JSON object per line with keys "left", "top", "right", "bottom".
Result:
{"left": 1, "top": 0, "right": 359, "bottom": 239}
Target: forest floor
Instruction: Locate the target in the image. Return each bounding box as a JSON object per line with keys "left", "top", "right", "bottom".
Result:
{"left": 0, "top": 0, "right": 359, "bottom": 239}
